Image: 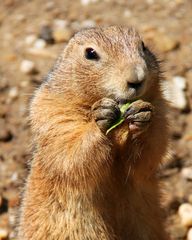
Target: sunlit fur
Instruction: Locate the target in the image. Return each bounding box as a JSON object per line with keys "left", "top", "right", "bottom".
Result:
{"left": 18, "top": 26, "right": 170, "bottom": 240}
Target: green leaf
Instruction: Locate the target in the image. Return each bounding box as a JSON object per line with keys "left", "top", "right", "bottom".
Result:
{"left": 106, "top": 118, "right": 124, "bottom": 135}
{"left": 106, "top": 102, "right": 131, "bottom": 135}
{"left": 120, "top": 102, "right": 131, "bottom": 114}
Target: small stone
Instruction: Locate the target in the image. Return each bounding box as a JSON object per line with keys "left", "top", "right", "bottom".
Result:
{"left": 27, "top": 48, "right": 57, "bottom": 59}
{"left": 39, "top": 25, "right": 54, "bottom": 44}
{"left": 123, "top": 9, "right": 132, "bottom": 18}
{"left": 53, "top": 19, "right": 68, "bottom": 30}
{"left": 156, "top": 35, "right": 179, "bottom": 52}
{"left": 25, "top": 34, "right": 37, "bottom": 46}
{"left": 8, "top": 87, "right": 19, "bottom": 99}
{"left": 0, "top": 228, "right": 8, "bottom": 239}
{"left": 181, "top": 168, "right": 192, "bottom": 180}
{"left": 188, "top": 228, "right": 192, "bottom": 240}
{"left": 33, "top": 39, "right": 47, "bottom": 49}
{"left": 173, "top": 76, "right": 187, "bottom": 90}
{"left": 20, "top": 60, "right": 36, "bottom": 74}
{"left": 146, "top": 31, "right": 179, "bottom": 53}
{"left": 81, "top": 0, "right": 89, "bottom": 4}
{"left": 81, "top": 20, "right": 96, "bottom": 28}
{"left": 15, "top": 14, "right": 26, "bottom": 22}
{"left": 162, "top": 76, "right": 188, "bottom": 111}
{"left": 20, "top": 80, "right": 29, "bottom": 88}
{"left": 45, "top": 1, "right": 55, "bottom": 11}
{"left": 71, "top": 21, "right": 81, "bottom": 31}
{"left": 10, "top": 172, "right": 18, "bottom": 182}
{"left": 178, "top": 203, "right": 192, "bottom": 227}
{"left": 146, "top": 0, "right": 154, "bottom": 4}
{"left": 81, "top": 0, "right": 93, "bottom": 5}
{"left": 53, "top": 28, "right": 73, "bottom": 43}
{"left": 175, "top": 139, "right": 189, "bottom": 160}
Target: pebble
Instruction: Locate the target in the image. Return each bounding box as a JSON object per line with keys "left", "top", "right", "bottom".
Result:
{"left": 146, "top": 0, "right": 155, "bottom": 4}
{"left": 53, "top": 28, "right": 73, "bottom": 43}
{"left": 44, "top": 1, "right": 55, "bottom": 11}
{"left": 14, "top": 14, "right": 26, "bottom": 22}
{"left": 174, "top": 141, "right": 189, "bottom": 160}
{"left": 20, "top": 80, "right": 29, "bottom": 88}
{"left": 173, "top": 76, "right": 187, "bottom": 90}
{"left": 178, "top": 203, "right": 192, "bottom": 227}
{"left": 53, "top": 19, "right": 68, "bottom": 30}
{"left": 81, "top": 0, "right": 98, "bottom": 5}
{"left": 33, "top": 39, "right": 47, "bottom": 49}
{"left": 25, "top": 34, "right": 37, "bottom": 46}
{"left": 39, "top": 25, "right": 54, "bottom": 44}
{"left": 162, "top": 76, "right": 188, "bottom": 111}
{"left": 81, "top": 20, "right": 96, "bottom": 28}
{"left": 156, "top": 34, "right": 179, "bottom": 52}
{"left": 10, "top": 172, "right": 18, "bottom": 183}
{"left": 20, "top": 60, "right": 36, "bottom": 74}
{"left": 123, "top": 9, "right": 132, "bottom": 18}
{"left": 181, "top": 168, "right": 192, "bottom": 181}
{"left": 8, "top": 87, "right": 19, "bottom": 99}
{"left": 27, "top": 48, "right": 57, "bottom": 58}
{"left": 145, "top": 30, "right": 179, "bottom": 53}
{"left": 81, "top": 0, "right": 90, "bottom": 5}
{"left": 0, "top": 228, "right": 8, "bottom": 239}
{"left": 188, "top": 228, "right": 192, "bottom": 240}
{"left": 71, "top": 21, "right": 82, "bottom": 31}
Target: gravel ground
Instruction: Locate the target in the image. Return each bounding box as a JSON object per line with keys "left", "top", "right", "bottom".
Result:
{"left": 0, "top": 0, "right": 192, "bottom": 239}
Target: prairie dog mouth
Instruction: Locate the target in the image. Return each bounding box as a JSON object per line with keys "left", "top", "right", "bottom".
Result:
{"left": 114, "top": 87, "right": 144, "bottom": 105}
{"left": 128, "top": 81, "right": 143, "bottom": 90}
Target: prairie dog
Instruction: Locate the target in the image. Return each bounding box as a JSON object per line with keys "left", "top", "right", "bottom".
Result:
{"left": 18, "top": 26, "right": 169, "bottom": 240}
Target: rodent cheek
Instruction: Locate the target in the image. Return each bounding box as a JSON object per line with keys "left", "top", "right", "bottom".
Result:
{"left": 99, "top": 75, "right": 130, "bottom": 101}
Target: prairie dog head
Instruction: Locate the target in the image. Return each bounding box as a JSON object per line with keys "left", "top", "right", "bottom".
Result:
{"left": 49, "top": 26, "right": 161, "bottom": 104}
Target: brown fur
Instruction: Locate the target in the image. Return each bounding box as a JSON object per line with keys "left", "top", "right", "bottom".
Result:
{"left": 18, "top": 26, "right": 170, "bottom": 240}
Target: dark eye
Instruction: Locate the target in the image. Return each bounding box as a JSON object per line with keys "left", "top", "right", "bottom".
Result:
{"left": 141, "top": 41, "right": 147, "bottom": 51}
{"left": 85, "top": 48, "right": 100, "bottom": 61}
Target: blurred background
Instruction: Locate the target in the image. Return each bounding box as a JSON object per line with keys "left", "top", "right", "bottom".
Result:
{"left": 0, "top": 0, "right": 192, "bottom": 239}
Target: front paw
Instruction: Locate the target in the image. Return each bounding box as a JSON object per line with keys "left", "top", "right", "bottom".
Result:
{"left": 91, "top": 98, "right": 120, "bottom": 133}
{"left": 123, "top": 100, "right": 154, "bottom": 134}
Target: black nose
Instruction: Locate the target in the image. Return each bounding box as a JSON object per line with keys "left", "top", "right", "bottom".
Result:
{"left": 128, "top": 81, "right": 143, "bottom": 90}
